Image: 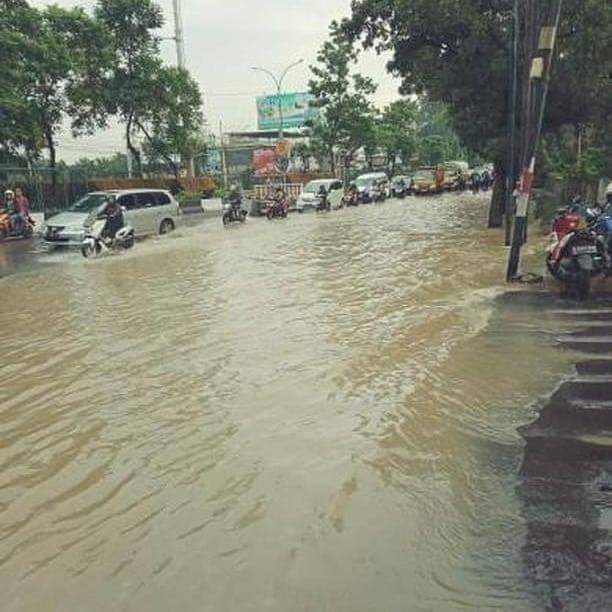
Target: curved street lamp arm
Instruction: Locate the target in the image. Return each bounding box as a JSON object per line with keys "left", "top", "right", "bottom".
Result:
{"left": 278, "top": 59, "right": 304, "bottom": 90}
{"left": 251, "top": 66, "right": 280, "bottom": 91}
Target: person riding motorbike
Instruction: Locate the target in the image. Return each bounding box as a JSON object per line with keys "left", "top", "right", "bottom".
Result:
{"left": 470, "top": 171, "right": 481, "bottom": 193}
{"left": 102, "top": 199, "right": 125, "bottom": 241}
{"left": 317, "top": 184, "right": 330, "bottom": 211}
{"left": 3, "top": 189, "right": 22, "bottom": 233}
{"left": 13, "top": 187, "right": 32, "bottom": 232}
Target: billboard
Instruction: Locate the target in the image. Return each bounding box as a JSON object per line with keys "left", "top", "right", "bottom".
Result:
{"left": 256, "top": 92, "right": 319, "bottom": 131}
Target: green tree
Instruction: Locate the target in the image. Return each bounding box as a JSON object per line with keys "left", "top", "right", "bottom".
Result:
{"left": 0, "top": 1, "right": 109, "bottom": 186}
{"left": 377, "top": 99, "right": 418, "bottom": 172}
{"left": 94, "top": 0, "right": 165, "bottom": 176}
{"left": 140, "top": 66, "right": 204, "bottom": 179}
{"left": 343, "top": 0, "right": 611, "bottom": 225}
{"left": 308, "top": 22, "right": 378, "bottom": 176}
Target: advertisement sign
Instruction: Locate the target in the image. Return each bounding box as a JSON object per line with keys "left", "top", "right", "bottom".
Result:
{"left": 252, "top": 149, "right": 278, "bottom": 177}
{"left": 256, "top": 92, "right": 319, "bottom": 131}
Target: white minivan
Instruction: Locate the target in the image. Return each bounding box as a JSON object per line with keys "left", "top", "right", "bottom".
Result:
{"left": 296, "top": 179, "right": 344, "bottom": 212}
{"left": 44, "top": 189, "right": 181, "bottom": 246}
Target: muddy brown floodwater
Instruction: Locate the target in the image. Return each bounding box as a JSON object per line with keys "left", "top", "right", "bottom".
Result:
{"left": 0, "top": 194, "right": 605, "bottom": 610}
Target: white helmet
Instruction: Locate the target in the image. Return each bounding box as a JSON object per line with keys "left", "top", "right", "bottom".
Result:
{"left": 4, "top": 189, "right": 14, "bottom": 197}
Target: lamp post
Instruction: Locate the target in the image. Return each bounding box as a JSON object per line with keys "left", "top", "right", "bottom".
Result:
{"left": 251, "top": 59, "right": 304, "bottom": 140}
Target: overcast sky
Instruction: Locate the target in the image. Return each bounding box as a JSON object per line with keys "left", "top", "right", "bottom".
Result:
{"left": 29, "top": 0, "right": 400, "bottom": 161}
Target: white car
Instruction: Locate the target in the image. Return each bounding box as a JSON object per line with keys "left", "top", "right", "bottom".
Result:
{"left": 44, "top": 189, "right": 181, "bottom": 246}
{"left": 354, "top": 172, "right": 389, "bottom": 202}
{"left": 296, "top": 179, "right": 344, "bottom": 212}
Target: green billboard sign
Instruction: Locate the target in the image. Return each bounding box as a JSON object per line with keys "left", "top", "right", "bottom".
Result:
{"left": 256, "top": 92, "right": 319, "bottom": 131}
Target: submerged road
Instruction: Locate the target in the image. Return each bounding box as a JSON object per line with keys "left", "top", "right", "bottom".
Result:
{"left": 0, "top": 193, "right": 610, "bottom": 611}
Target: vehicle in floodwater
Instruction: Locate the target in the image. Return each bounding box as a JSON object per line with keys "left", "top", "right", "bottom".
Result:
{"left": 547, "top": 207, "right": 606, "bottom": 300}
{"left": 0, "top": 208, "right": 35, "bottom": 241}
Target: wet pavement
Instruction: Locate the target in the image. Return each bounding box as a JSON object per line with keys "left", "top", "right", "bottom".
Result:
{"left": 520, "top": 302, "right": 612, "bottom": 610}
{"left": 0, "top": 194, "right": 610, "bottom": 611}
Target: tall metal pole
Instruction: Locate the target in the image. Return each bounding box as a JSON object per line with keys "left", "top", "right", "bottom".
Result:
{"left": 507, "top": 0, "right": 564, "bottom": 281}
{"left": 504, "top": 0, "right": 519, "bottom": 247}
{"left": 172, "top": 0, "right": 186, "bottom": 69}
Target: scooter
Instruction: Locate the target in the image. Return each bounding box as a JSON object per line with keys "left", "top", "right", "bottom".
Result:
{"left": 316, "top": 194, "right": 331, "bottom": 212}
{"left": 547, "top": 208, "right": 606, "bottom": 300}
{"left": 0, "top": 209, "right": 35, "bottom": 240}
{"left": 81, "top": 218, "right": 135, "bottom": 258}
{"left": 343, "top": 191, "right": 359, "bottom": 207}
{"left": 266, "top": 199, "right": 288, "bottom": 220}
{"left": 222, "top": 199, "right": 248, "bottom": 226}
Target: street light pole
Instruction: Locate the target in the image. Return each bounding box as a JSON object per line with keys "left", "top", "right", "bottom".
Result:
{"left": 251, "top": 60, "right": 304, "bottom": 140}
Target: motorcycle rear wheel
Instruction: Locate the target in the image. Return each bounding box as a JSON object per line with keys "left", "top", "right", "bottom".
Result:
{"left": 575, "top": 269, "right": 591, "bottom": 301}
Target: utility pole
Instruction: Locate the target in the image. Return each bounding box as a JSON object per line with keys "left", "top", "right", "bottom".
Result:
{"left": 507, "top": 0, "right": 564, "bottom": 281}
{"left": 171, "top": 0, "right": 195, "bottom": 178}
{"left": 172, "top": 0, "right": 186, "bottom": 70}
{"left": 219, "top": 119, "right": 228, "bottom": 189}
{"left": 504, "top": 0, "right": 519, "bottom": 247}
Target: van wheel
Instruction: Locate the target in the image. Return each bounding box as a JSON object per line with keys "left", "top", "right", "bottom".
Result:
{"left": 159, "top": 219, "right": 174, "bottom": 235}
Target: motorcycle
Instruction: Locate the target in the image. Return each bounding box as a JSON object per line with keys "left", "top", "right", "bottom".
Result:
{"left": 343, "top": 191, "right": 359, "bottom": 207}
{"left": 0, "top": 209, "right": 35, "bottom": 240}
{"left": 547, "top": 208, "right": 606, "bottom": 300}
{"left": 222, "top": 199, "right": 248, "bottom": 226}
{"left": 316, "top": 194, "right": 331, "bottom": 212}
{"left": 81, "top": 217, "right": 135, "bottom": 258}
{"left": 266, "top": 198, "right": 288, "bottom": 220}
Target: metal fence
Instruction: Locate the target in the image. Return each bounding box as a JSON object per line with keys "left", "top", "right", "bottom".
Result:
{"left": 0, "top": 166, "right": 91, "bottom": 215}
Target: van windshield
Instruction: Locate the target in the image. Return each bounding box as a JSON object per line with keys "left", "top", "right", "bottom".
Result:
{"left": 415, "top": 170, "right": 434, "bottom": 180}
{"left": 69, "top": 193, "right": 113, "bottom": 212}
{"left": 355, "top": 177, "right": 373, "bottom": 188}
{"left": 303, "top": 182, "right": 327, "bottom": 194}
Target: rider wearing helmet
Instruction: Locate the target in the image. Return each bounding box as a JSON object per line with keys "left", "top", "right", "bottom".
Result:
{"left": 3, "top": 189, "right": 22, "bottom": 233}
{"left": 102, "top": 198, "right": 125, "bottom": 240}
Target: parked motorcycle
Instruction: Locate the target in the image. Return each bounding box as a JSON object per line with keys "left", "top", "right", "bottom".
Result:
{"left": 547, "top": 208, "right": 606, "bottom": 300}
{"left": 266, "top": 199, "right": 288, "bottom": 220}
{"left": 81, "top": 218, "right": 135, "bottom": 258}
{"left": 222, "top": 199, "right": 248, "bottom": 226}
{"left": 0, "top": 209, "right": 35, "bottom": 240}
{"left": 343, "top": 191, "right": 359, "bottom": 207}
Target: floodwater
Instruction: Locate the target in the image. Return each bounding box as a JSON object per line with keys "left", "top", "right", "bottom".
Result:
{"left": 0, "top": 195, "right": 597, "bottom": 610}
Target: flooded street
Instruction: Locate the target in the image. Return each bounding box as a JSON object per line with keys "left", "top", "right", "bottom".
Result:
{"left": 0, "top": 195, "right": 600, "bottom": 610}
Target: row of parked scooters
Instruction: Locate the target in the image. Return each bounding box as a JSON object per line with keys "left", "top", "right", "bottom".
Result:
{"left": 546, "top": 193, "right": 612, "bottom": 300}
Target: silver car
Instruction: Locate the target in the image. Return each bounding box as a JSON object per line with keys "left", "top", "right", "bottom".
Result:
{"left": 44, "top": 189, "right": 181, "bottom": 246}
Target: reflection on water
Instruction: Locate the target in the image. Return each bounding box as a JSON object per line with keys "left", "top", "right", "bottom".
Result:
{"left": 0, "top": 195, "right": 593, "bottom": 610}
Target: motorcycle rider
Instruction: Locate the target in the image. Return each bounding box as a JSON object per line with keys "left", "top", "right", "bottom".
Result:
{"left": 102, "top": 198, "right": 125, "bottom": 241}
{"left": 227, "top": 184, "right": 244, "bottom": 221}
{"left": 273, "top": 186, "right": 286, "bottom": 212}
{"left": 3, "top": 189, "right": 22, "bottom": 233}
{"left": 14, "top": 187, "right": 32, "bottom": 232}
{"left": 470, "top": 171, "right": 481, "bottom": 193}
{"left": 317, "top": 183, "right": 329, "bottom": 210}
{"left": 481, "top": 169, "right": 491, "bottom": 191}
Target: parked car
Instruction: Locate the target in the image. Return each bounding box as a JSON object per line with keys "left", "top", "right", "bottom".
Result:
{"left": 354, "top": 172, "right": 389, "bottom": 203}
{"left": 296, "top": 179, "right": 344, "bottom": 212}
{"left": 44, "top": 189, "right": 181, "bottom": 246}
{"left": 390, "top": 175, "right": 413, "bottom": 198}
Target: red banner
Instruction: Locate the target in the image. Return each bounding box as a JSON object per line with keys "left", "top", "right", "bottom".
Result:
{"left": 253, "top": 149, "right": 278, "bottom": 177}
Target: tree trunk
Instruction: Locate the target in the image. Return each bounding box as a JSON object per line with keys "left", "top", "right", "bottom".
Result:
{"left": 126, "top": 114, "right": 142, "bottom": 178}
{"left": 488, "top": 159, "right": 507, "bottom": 228}
{"left": 329, "top": 146, "right": 336, "bottom": 175}
{"left": 45, "top": 129, "right": 58, "bottom": 208}
{"left": 135, "top": 118, "right": 180, "bottom": 181}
